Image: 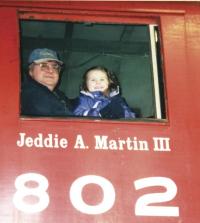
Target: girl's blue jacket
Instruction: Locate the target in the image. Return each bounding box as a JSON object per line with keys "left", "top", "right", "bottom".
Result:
{"left": 73, "top": 90, "right": 135, "bottom": 119}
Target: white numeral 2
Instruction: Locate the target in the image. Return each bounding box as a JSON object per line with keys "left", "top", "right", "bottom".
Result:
{"left": 134, "top": 177, "right": 179, "bottom": 216}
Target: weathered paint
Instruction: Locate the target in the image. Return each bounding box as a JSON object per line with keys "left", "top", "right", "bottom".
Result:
{"left": 0, "top": 1, "right": 200, "bottom": 223}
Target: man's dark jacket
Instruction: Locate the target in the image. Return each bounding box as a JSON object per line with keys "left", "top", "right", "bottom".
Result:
{"left": 21, "top": 76, "right": 72, "bottom": 117}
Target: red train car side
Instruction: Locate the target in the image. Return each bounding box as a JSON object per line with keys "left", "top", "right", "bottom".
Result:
{"left": 0, "top": 1, "right": 200, "bottom": 223}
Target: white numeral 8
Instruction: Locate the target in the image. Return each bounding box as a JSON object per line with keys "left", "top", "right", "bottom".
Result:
{"left": 13, "top": 173, "right": 49, "bottom": 213}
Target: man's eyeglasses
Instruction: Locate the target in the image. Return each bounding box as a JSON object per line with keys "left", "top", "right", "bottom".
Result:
{"left": 34, "top": 62, "right": 62, "bottom": 73}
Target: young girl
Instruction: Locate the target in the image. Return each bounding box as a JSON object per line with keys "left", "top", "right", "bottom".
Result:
{"left": 73, "top": 66, "right": 135, "bottom": 119}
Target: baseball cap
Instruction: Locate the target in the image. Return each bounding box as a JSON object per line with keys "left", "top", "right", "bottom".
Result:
{"left": 28, "top": 48, "right": 63, "bottom": 65}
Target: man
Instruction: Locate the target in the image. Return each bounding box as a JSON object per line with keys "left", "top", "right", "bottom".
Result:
{"left": 21, "top": 48, "right": 72, "bottom": 116}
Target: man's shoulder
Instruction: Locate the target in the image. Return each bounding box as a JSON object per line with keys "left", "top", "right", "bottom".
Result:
{"left": 23, "top": 77, "right": 43, "bottom": 89}
{"left": 22, "top": 77, "right": 51, "bottom": 96}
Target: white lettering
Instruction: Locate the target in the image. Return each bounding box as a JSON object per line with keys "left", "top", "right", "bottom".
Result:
{"left": 74, "top": 134, "right": 87, "bottom": 149}
{"left": 134, "top": 177, "right": 179, "bottom": 216}
{"left": 69, "top": 175, "right": 115, "bottom": 214}
{"left": 95, "top": 135, "right": 149, "bottom": 151}
{"left": 153, "top": 137, "right": 171, "bottom": 151}
{"left": 16, "top": 133, "right": 68, "bottom": 149}
{"left": 12, "top": 173, "right": 179, "bottom": 217}
{"left": 95, "top": 135, "right": 108, "bottom": 149}
{"left": 17, "top": 133, "right": 26, "bottom": 147}
{"left": 26, "top": 137, "right": 33, "bottom": 147}
{"left": 13, "top": 173, "right": 49, "bottom": 213}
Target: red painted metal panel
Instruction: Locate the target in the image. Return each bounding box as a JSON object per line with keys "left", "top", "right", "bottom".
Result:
{"left": 0, "top": 2, "right": 200, "bottom": 223}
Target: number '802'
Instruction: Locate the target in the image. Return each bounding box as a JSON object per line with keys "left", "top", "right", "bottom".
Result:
{"left": 13, "top": 173, "right": 179, "bottom": 217}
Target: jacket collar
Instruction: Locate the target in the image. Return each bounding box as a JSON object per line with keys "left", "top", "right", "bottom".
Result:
{"left": 80, "top": 88, "right": 119, "bottom": 98}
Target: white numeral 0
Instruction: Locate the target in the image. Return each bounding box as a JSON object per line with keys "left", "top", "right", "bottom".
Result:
{"left": 134, "top": 177, "right": 179, "bottom": 216}
{"left": 13, "top": 173, "right": 49, "bottom": 213}
{"left": 69, "top": 175, "right": 115, "bottom": 214}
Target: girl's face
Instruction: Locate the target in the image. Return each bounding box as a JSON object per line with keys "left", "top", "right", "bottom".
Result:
{"left": 86, "top": 70, "right": 109, "bottom": 93}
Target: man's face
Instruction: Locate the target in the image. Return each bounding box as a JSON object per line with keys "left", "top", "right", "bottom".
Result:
{"left": 29, "top": 61, "right": 61, "bottom": 91}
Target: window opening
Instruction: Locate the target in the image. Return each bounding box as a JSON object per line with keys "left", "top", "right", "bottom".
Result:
{"left": 20, "top": 19, "right": 166, "bottom": 121}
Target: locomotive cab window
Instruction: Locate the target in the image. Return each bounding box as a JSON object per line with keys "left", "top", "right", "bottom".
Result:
{"left": 20, "top": 19, "right": 166, "bottom": 120}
